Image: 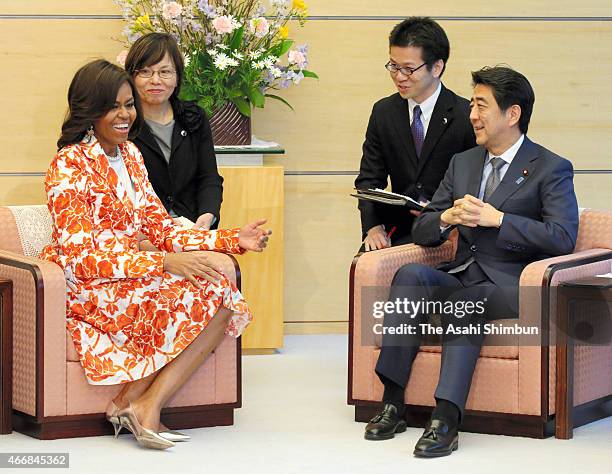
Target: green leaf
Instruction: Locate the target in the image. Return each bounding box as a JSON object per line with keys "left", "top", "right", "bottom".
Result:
{"left": 197, "top": 98, "right": 213, "bottom": 117}
{"left": 247, "top": 87, "right": 265, "bottom": 108}
{"left": 265, "top": 94, "right": 294, "bottom": 111}
{"left": 278, "top": 39, "right": 294, "bottom": 56}
{"left": 230, "top": 26, "right": 245, "bottom": 51}
{"left": 301, "top": 70, "right": 319, "bottom": 79}
{"left": 179, "top": 82, "right": 197, "bottom": 101}
{"left": 233, "top": 97, "right": 251, "bottom": 117}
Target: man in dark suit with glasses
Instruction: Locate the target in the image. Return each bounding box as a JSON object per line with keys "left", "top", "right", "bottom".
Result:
{"left": 356, "top": 17, "right": 475, "bottom": 251}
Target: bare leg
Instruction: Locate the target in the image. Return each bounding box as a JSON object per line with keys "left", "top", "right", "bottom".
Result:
{"left": 112, "top": 372, "right": 158, "bottom": 410}
{"left": 130, "top": 306, "right": 232, "bottom": 429}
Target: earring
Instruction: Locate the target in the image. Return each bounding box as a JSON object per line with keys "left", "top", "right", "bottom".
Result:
{"left": 85, "top": 125, "right": 94, "bottom": 142}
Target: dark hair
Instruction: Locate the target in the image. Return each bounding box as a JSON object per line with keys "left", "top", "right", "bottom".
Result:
{"left": 57, "top": 60, "right": 142, "bottom": 150}
{"left": 124, "top": 33, "right": 184, "bottom": 103}
{"left": 471, "top": 66, "right": 535, "bottom": 134}
{"left": 388, "top": 17, "right": 450, "bottom": 76}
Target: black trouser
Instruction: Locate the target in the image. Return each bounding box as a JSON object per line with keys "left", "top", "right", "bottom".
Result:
{"left": 375, "top": 261, "right": 507, "bottom": 419}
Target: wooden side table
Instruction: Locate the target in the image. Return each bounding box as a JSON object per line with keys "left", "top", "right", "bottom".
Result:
{"left": 556, "top": 276, "right": 612, "bottom": 439}
{"left": 215, "top": 145, "right": 285, "bottom": 353}
{"left": 0, "top": 279, "right": 13, "bottom": 434}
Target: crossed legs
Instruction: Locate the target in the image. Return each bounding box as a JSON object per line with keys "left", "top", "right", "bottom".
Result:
{"left": 112, "top": 306, "right": 232, "bottom": 431}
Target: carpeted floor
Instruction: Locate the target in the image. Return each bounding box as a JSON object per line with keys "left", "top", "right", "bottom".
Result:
{"left": 2, "top": 335, "right": 611, "bottom": 473}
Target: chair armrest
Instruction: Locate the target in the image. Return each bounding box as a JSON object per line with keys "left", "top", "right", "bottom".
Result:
{"left": 0, "top": 250, "right": 67, "bottom": 418}
{"left": 195, "top": 252, "right": 241, "bottom": 406}
{"left": 352, "top": 239, "right": 456, "bottom": 289}
{"left": 517, "top": 248, "right": 612, "bottom": 416}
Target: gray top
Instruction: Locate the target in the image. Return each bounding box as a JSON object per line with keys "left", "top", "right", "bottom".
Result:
{"left": 145, "top": 118, "right": 175, "bottom": 164}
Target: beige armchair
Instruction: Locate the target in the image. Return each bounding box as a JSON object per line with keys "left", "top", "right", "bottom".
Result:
{"left": 0, "top": 205, "right": 241, "bottom": 439}
{"left": 348, "top": 209, "right": 612, "bottom": 438}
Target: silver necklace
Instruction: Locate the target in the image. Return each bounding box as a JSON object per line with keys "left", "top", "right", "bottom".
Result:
{"left": 104, "top": 145, "right": 122, "bottom": 163}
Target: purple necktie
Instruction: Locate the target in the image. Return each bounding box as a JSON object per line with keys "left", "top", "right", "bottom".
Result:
{"left": 411, "top": 105, "right": 424, "bottom": 158}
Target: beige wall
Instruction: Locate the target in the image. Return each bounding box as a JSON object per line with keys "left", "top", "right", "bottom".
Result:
{"left": 1, "top": 2, "right": 611, "bottom": 335}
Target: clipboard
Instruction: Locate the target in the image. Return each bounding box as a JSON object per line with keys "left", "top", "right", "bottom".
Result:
{"left": 351, "top": 188, "right": 425, "bottom": 212}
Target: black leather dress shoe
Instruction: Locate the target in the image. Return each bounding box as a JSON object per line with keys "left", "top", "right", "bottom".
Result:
{"left": 364, "top": 404, "right": 407, "bottom": 440}
{"left": 413, "top": 418, "right": 458, "bottom": 458}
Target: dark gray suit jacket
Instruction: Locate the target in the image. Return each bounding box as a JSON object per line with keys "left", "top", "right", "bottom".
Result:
{"left": 412, "top": 137, "right": 579, "bottom": 314}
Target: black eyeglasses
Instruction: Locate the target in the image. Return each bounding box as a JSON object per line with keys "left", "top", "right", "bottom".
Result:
{"left": 385, "top": 61, "right": 427, "bottom": 76}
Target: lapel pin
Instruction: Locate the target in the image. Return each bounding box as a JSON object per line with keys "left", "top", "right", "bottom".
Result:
{"left": 515, "top": 177, "right": 525, "bottom": 185}
{"left": 522, "top": 168, "right": 529, "bottom": 176}
{"left": 181, "top": 130, "right": 187, "bottom": 136}
{"left": 442, "top": 117, "right": 448, "bottom": 124}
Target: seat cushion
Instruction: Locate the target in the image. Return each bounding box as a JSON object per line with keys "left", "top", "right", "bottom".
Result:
{"left": 66, "top": 329, "right": 80, "bottom": 362}
{"left": 420, "top": 343, "right": 519, "bottom": 360}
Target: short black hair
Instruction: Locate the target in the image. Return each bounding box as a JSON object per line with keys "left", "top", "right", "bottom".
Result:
{"left": 471, "top": 66, "right": 535, "bottom": 134}
{"left": 388, "top": 17, "right": 450, "bottom": 76}
{"left": 57, "top": 59, "right": 143, "bottom": 150}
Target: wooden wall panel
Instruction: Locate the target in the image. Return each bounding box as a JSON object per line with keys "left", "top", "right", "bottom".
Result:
{"left": 0, "top": 176, "right": 46, "bottom": 205}
{"left": 0, "top": 1, "right": 118, "bottom": 15}
{"left": 3, "top": 1, "right": 611, "bottom": 18}
{"left": 2, "top": 5, "right": 611, "bottom": 335}
{"left": 254, "top": 20, "right": 612, "bottom": 172}
{"left": 284, "top": 174, "right": 361, "bottom": 323}
{"left": 0, "top": 19, "right": 125, "bottom": 172}
{"left": 574, "top": 174, "right": 612, "bottom": 210}
{"left": 285, "top": 321, "right": 346, "bottom": 335}
{"left": 2, "top": 19, "right": 611, "bottom": 172}
{"left": 305, "top": 0, "right": 612, "bottom": 17}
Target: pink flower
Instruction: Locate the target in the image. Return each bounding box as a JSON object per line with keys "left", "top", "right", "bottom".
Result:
{"left": 249, "top": 17, "right": 270, "bottom": 38}
{"left": 288, "top": 50, "right": 307, "bottom": 69}
{"left": 212, "top": 15, "right": 236, "bottom": 34}
{"left": 116, "top": 50, "right": 128, "bottom": 67}
{"left": 162, "top": 1, "right": 183, "bottom": 20}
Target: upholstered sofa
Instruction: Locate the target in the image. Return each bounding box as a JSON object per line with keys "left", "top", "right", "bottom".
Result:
{"left": 0, "top": 205, "right": 241, "bottom": 439}
{"left": 348, "top": 209, "right": 612, "bottom": 438}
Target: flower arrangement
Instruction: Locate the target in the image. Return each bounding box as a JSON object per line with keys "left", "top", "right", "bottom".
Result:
{"left": 115, "top": 0, "right": 318, "bottom": 117}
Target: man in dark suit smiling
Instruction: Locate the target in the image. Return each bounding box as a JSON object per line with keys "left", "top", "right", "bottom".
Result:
{"left": 367, "top": 66, "right": 579, "bottom": 457}
{"left": 355, "top": 17, "right": 475, "bottom": 251}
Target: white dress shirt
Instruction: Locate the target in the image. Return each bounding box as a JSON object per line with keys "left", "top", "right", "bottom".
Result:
{"left": 408, "top": 82, "right": 442, "bottom": 136}
{"left": 477, "top": 134, "right": 525, "bottom": 200}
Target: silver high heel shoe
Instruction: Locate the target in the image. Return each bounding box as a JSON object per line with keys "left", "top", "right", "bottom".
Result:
{"left": 159, "top": 428, "right": 190, "bottom": 442}
{"left": 105, "top": 401, "right": 123, "bottom": 438}
{"left": 116, "top": 403, "right": 175, "bottom": 450}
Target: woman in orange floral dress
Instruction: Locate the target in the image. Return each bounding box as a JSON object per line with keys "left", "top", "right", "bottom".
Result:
{"left": 42, "top": 59, "right": 270, "bottom": 449}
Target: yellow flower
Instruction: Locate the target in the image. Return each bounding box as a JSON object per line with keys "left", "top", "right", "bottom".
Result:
{"left": 134, "top": 14, "right": 152, "bottom": 32}
{"left": 292, "top": 0, "right": 307, "bottom": 11}
{"left": 278, "top": 25, "right": 289, "bottom": 39}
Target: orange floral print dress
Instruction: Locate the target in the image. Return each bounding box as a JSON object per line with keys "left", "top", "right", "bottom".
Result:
{"left": 41, "top": 137, "right": 252, "bottom": 385}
